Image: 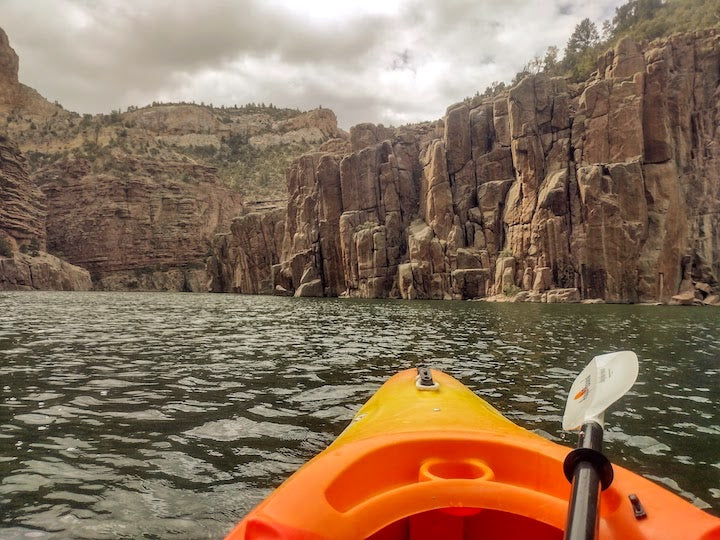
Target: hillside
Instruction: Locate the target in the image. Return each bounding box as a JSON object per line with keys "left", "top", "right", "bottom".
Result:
{"left": 3, "top": 101, "right": 347, "bottom": 204}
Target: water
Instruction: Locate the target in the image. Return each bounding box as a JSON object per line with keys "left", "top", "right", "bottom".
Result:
{"left": 0, "top": 292, "right": 718, "bottom": 538}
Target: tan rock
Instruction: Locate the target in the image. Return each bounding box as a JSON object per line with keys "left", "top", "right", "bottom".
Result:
{"left": 522, "top": 267, "right": 533, "bottom": 290}
{"left": 492, "top": 97, "right": 511, "bottom": 147}
{"left": 669, "top": 290, "right": 696, "bottom": 306}
{"left": 295, "top": 279, "right": 323, "bottom": 297}
{"left": 574, "top": 161, "right": 648, "bottom": 302}
{"left": 606, "top": 37, "right": 646, "bottom": 79}
{"left": 349, "top": 123, "right": 393, "bottom": 152}
{"left": 546, "top": 288, "right": 580, "bottom": 303}
{"left": 397, "top": 262, "right": 417, "bottom": 300}
{"left": 444, "top": 104, "right": 472, "bottom": 174}
{"left": 580, "top": 76, "right": 644, "bottom": 164}
{"left": 207, "top": 209, "right": 284, "bottom": 294}
{"left": 532, "top": 267, "right": 552, "bottom": 292}
{"left": 451, "top": 268, "right": 489, "bottom": 299}
{"left": 421, "top": 140, "right": 455, "bottom": 241}
{"left": 0, "top": 28, "right": 20, "bottom": 110}
{"left": 0, "top": 252, "right": 91, "bottom": 291}
{"left": 274, "top": 284, "right": 293, "bottom": 296}
{"left": 456, "top": 248, "right": 484, "bottom": 269}
{"left": 695, "top": 282, "right": 712, "bottom": 295}
{"left": 494, "top": 256, "right": 515, "bottom": 294}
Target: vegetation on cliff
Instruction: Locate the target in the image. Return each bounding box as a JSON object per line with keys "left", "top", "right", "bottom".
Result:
{"left": 477, "top": 0, "right": 720, "bottom": 99}
{"left": 4, "top": 101, "right": 343, "bottom": 202}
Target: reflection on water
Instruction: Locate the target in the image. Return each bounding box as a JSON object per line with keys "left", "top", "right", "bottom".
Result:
{"left": 0, "top": 292, "right": 718, "bottom": 538}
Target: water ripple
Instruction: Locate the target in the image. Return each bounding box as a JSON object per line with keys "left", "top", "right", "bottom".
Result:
{"left": 0, "top": 291, "right": 718, "bottom": 538}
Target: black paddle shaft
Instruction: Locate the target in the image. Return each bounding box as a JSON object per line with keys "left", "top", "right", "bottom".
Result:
{"left": 563, "top": 422, "right": 613, "bottom": 540}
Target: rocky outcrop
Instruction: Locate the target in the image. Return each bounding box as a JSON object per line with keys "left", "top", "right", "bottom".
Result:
{"left": 0, "top": 251, "right": 91, "bottom": 291}
{"left": 35, "top": 156, "right": 244, "bottom": 291}
{"left": 207, "top": 208, "right": 284, "bottom": 293}
{"left": 249, "top": 108, "right": 345, "bottom": 148}
{"left": 211, "top": 30, "right": 720, "bottom": 304}
{"left": 0, "top": 135, "right": 91, "bottom": 290}
{"left": 0, "top": 28, "right": 20, "bottom": 110}
{"left": 0, "top": 28, "right": 65, "bottom": 119}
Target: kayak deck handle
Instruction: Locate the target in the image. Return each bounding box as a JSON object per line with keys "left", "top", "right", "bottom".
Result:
{"left": 416, "top": 366, "right": 440, "bottom": 391}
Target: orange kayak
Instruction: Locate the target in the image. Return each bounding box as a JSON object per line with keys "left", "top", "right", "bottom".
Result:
{"left": 226, "top": 369, "right": 720, "bottom": 539}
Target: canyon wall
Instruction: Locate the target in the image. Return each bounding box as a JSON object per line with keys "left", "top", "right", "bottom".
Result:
{"left": 0, "top": 135, "right": 91, "bottom": 290}
{"left": 34, "top": 157, "right": 245, "bottom": 291}
{"left": 210, "top": 31, "right": 720, "bottom": 304}
{"left": 1, "top": 26, "right": 348, "bottom": 291}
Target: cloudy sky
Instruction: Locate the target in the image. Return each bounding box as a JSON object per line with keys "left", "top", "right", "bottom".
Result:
{"left": 1, "top": 0, "right": 623, "bottom": 129}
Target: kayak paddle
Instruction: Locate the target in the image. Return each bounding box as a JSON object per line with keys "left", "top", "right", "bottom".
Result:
{"left": 562, "top": 351, "right": 639, "bottom": 540}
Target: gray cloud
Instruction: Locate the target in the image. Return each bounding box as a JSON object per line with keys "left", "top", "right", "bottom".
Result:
{"left": 0, "top": 0, "right": 625, "bottom": 128}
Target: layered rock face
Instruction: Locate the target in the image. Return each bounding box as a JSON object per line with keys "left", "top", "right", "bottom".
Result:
{"left": 34, "top": 157, "right": 244, "bottom": 291}
{"left": 213, "top": 31, "right": 720, "bottom": 303}
{"left": 0, "top": 136, "right": 91, "bottom": 291}
{"left": 0, "top": 135, "right": 45, "bottom": 249}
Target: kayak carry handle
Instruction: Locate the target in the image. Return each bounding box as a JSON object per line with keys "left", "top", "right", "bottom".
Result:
{"left": 416, "top": 366, "right": 439, "bottom": 391}
{"left": 417, "top": 366, "right": 434, "bottom": 386}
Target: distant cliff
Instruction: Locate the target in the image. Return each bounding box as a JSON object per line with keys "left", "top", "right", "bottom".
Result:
{"left": 209, "top": 31, "right": 720, "bottom": 305}
{"left": 0, "top": 135, "right": 91, "bottom": 290}
{"left": 33, "top": 156, "right": 245, "bottom": 291}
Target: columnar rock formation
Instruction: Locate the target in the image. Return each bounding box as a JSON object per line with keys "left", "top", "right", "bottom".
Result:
{"left": 210, "top": 31, "right": 720, "bottom": 304}
{"left": 0, "top": 136, "right": 91, "bottom": 290}
{"left": 207, "top": 208, "right": 284, "bottom": 294}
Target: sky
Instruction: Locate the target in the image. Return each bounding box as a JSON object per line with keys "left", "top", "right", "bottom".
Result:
{"left": 0, "top": 0, "right": 624, "bottom": 129}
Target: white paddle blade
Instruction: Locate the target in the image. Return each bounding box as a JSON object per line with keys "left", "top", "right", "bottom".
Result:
{"left": 562, "top": 351, "right": 639, "bottom": 431}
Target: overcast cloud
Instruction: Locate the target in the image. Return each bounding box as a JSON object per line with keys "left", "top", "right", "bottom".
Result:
{"left": 1, "top": 0, "right": 624, "bottom": 129}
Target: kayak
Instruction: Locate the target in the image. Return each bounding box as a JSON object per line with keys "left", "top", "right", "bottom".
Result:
{"left": 226, "top": 368, "right": 720, "bottom": 539}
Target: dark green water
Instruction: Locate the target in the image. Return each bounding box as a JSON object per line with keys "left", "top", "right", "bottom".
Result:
{"left": 0, "top": 292, "right": 718, "bottom": 538}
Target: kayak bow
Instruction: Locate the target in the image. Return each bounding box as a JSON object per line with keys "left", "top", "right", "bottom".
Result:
{"left": 226, "top": 368, "right": 720, "bottom": 540}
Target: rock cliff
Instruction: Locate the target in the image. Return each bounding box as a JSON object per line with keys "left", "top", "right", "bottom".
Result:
{"left": 0, "top": 135, "right": 91, "bottom": 290}
{"left": 207, "top": 208, "right": 285, "bottom": 294}
{"left": 210, "top": 31, "right": 720, "bottom": 304}
{"left": 34, "top": 156, "right": 244, "bottom": 291}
